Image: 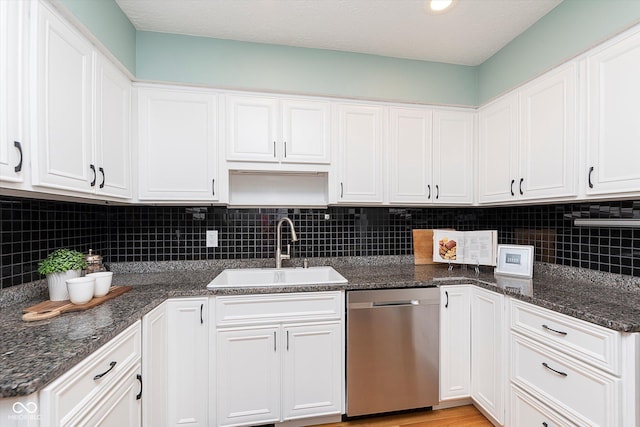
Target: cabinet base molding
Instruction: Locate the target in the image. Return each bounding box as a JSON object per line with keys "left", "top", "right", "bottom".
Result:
{"left": 433, "top": 397, "right": 473, "bottom": 410}
{"left": 276, "top": 414, "right": 342, "bottom": 427}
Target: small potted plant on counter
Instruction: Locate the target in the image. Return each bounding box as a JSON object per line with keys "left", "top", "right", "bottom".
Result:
{"left": 38, "top": 249, "right": 88, "bottom": 301}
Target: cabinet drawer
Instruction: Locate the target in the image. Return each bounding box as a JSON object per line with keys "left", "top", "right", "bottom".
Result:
{"left": 40, "top": 321, "right": 141, "bottom": 426}
{"left": 509, "top": 384, "right": 578, "bottom": 427}
{"left": 511, "top": 333, "right": 620, "bottom": 427}
{"left": 215, "top": 291, "right": 343, "bottom": 326}
{"left": 509, "top": 299, "right": 620, "bottom": 375}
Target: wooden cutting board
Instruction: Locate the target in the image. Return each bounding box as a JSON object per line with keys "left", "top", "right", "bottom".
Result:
{"left": 413, "top": 229, "right": 437, "bottom": 265}
{"left": 22, "top": 286, "right": 132, "bottom": 322}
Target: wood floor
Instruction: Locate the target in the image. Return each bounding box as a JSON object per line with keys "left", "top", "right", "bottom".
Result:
{"left": 311, "top": 405, "right": 492, "bottom": 427}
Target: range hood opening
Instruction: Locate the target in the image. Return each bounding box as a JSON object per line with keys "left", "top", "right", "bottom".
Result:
{"left": 228, "top": 170, "right": 328, "bottom": 208}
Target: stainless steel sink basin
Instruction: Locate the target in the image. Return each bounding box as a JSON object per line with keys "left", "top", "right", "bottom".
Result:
{"left": 207, "top": 266, "right": 347, "bottom": 289}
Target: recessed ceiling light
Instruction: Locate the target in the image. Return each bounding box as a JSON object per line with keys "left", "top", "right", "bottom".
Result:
{"left": 426, "top": 0, "right": 457, "bottom": 14}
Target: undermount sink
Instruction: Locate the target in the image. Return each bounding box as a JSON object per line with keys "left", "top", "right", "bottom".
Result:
{"left": 207, "top": 266, "right": 348, "bottom": 289}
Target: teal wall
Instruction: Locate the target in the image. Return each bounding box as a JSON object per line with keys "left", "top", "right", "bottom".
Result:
{"left": 478, "top": 0, "right": 640, "bottom": 104}
{"left": 59, "top": 0, "right": 640, "bottom": 107}
{"left": 135, "top": 32, "right": 478, "bottom": 106}
{"left": 60, "top": 0, "right": 136, "bottom": 73}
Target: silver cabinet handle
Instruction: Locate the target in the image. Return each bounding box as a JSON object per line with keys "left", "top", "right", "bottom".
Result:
{"left": 542, "top": 324, "right": 567, "bottom": 336}
{"left": 273, "top": 331, "right": 277, "bottom": 352}
{"left": 286, "top": 330, "right": 290, "bottom": 351}
{"left": 200, "top": 304, "right": 204, "bottom": 324}
{"left": 542, "top": 362, "right": 567, "bottom": 377}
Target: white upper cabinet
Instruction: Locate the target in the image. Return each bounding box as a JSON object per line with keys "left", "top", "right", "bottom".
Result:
{"left": 519, "top": 63, "right": 576, "bottom": 200}
{"left": 31, "top": 1, "right": 95, "bottom": 194}
{"left": 226, "top": 94, "right": 330, "bottom": 165}
{"left": 137, "top": 85, "right": 219, "bottom": 201}
{"left": 432, "top": 110, "right": 475, "bottom": 204}
{"left": 334, "top": 103, "right": 384, "bottom": 203}
{"left": 389, "top": 107, "right": 474, "bottom": 205}
{"left": 389, "top": 107, "right": 433, "bottom": 204}
{"left": 478, "top": 93, "right": 519, "bottom": 203}
{"left": 0, "top": 0, "right": 25, "bottom": 184}
{"left": 31, "top": 2, "right": 132, "bottom": 199}
{"left": 478, "top": 63, "right": 577, "bottom": 203}
{"left": 95, "top": 55, "right": 131, "bottom": 199}
{"left": 585, "top": 28, "right": 640, "bottom": 196}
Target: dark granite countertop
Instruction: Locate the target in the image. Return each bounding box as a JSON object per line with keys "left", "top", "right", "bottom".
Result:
{"left": 1, "top": 258, "right": 640, "bottom": 398}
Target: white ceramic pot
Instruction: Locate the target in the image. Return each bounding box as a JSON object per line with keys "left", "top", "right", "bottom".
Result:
{"left": 66, "top": 276, "right": 95, "bottom": 305}
{"left": 47, "top": 270, "right": 81, "bottom": 301}
{"left": 86, "top": 271, "right": 113, "bottom": 297}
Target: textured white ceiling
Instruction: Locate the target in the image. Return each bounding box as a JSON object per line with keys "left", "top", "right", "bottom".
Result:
{"left": 116, "top": 0, "right": 563, "bottom": 66}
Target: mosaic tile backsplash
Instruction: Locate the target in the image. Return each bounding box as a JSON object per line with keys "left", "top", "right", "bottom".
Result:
{"left": 2, "top": 195, "right": 640, "bottom": 289}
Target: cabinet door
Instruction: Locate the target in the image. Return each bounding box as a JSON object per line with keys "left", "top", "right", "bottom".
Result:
{"left": 471, "top": 287, "right": 505, "bottom": 425}
{"left": 478, "top": 93, "right": 519, "bottom": 203}
{"left": 281, "top": 99, "right": 330, "bottom": 164}
{"left": 586, "top": 30, "right": 640, "bottom": 195}
{"left": 432, "top": 110, "right": 474, "bottom": 204}
{"left": 282, "top": 323, "right": 342, "bottom": 420}
{"left": 74, "top": 364, "right": 141, "bottom": 427}
{"left": 226, "top": 94, "right": 279, "bottom": 162}
{"left": 439, "top": 286, "right": 471, "bottom": 401}
{"left": 336, "top": 103, "right": 384, "bottom": 203}
{"left": 141, "top": 302, "right": 166, "bottom": 427}
{"left": 95, "top": 55, "right": 131, "bottom": 199}
{"left": 138, "top": 87, "right": 218, "bottom": 201}
{"left": 389, "top": 107, "right": 433, "bottom": 204}
{"left": 519, "top": 64, "right": 577, "bottom": 200}
{"left": 0, "top": 0, "right": 25, "bottom": 183}
{"left": 166, "top": 298, "right": 208, "bottom": 427}
{"left": 217, "top": 326, "right": 281, "bottom": 427}
{"left": 32, "top": 2, "right": 94, "bottom": 193}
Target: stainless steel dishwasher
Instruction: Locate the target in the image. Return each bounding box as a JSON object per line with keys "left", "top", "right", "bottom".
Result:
{"left": 346, "top": 287, "right": 440, "bottom": 417}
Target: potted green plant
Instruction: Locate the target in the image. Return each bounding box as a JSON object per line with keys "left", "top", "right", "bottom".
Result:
{"left": 38, "top": 249, "right": 88, "bottom": 301}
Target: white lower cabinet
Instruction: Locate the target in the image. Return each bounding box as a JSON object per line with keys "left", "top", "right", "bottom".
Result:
{"left": 509, "top": 384, "right": 578, "bottom": 427}
{"left": 216, "top": 325, "right": 281, "bottom": 426}
{"left": 507, "top": 298, "right": 637, "bottom": 427}
{"left": 282, "top": 322, "right": 343, "bottom": 420}
{"left": 141, "top": 301, "right": 168, "bottom": 427}
{"left": 39, "top": 321, "right": 142, "bottom": 427}
{"left": 166, "top": 298, "right": 209, "bottom": 426}
{"left": 214, "top": 292, "right": 344, "bottom": 427}
{"left": 141, "top": 298, "right": 209, "bottom": 427}
{"left": 439, "top": 285, "right": 471, "bottom": 400}
{"left": 470, "top": 286, "right": 505, "bottom": 425}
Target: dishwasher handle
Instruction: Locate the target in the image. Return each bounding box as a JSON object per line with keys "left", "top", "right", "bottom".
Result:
{"left": 373, "top": 300, "right": 419, "bottom": 307}
{"left": 349, "top": 300, "right": 426, "bottom": 309}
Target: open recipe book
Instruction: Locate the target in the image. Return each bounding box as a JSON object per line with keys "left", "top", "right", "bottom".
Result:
{"left": 432, "top": 229, "right": 498, "bottom": 266}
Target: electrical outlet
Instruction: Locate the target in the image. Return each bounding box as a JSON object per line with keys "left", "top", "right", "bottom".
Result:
{"left": 206, "top": 230, "right": 218, "bottom": 248}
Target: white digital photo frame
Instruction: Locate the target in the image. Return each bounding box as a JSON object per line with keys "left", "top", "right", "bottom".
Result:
{"left": 495, "top": 244, "right": 534, "bottom": 278}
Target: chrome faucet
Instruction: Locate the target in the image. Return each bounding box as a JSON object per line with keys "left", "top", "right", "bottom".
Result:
{"left": 275, "top": 217, "right": 298, "bottom": 268}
